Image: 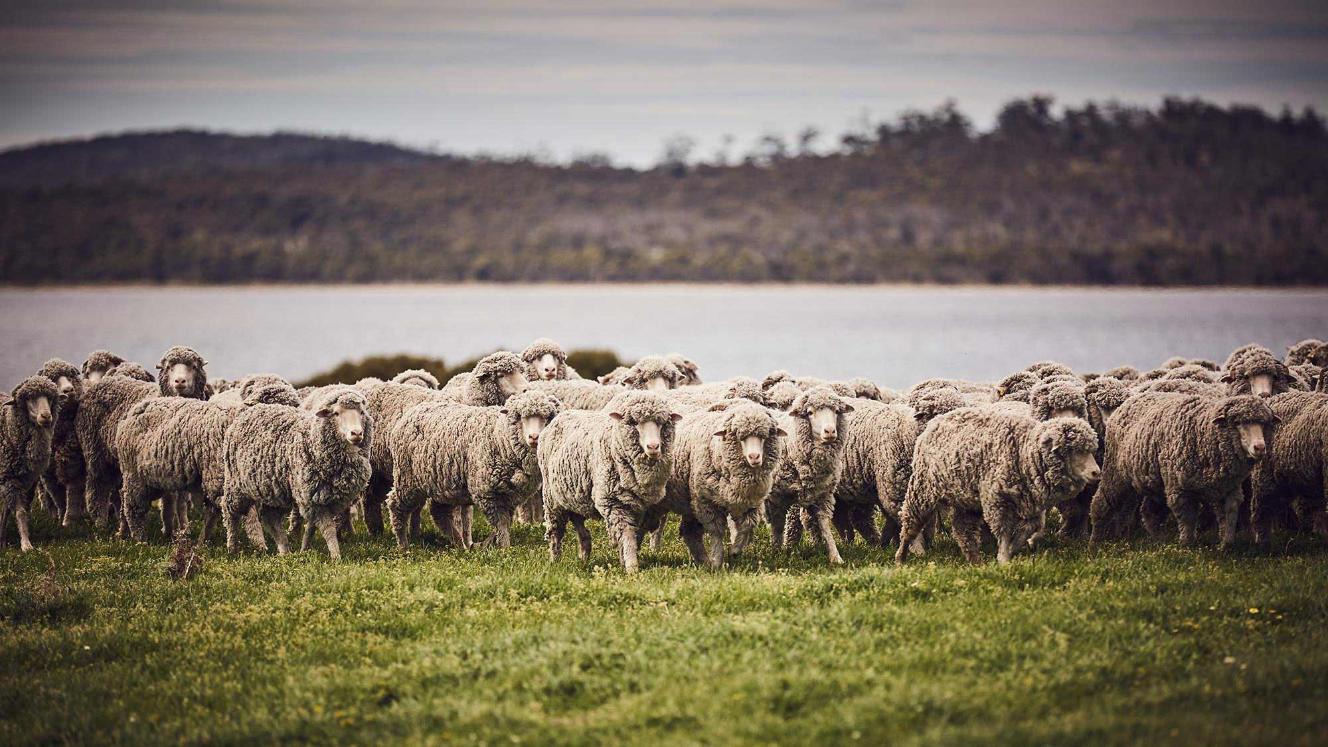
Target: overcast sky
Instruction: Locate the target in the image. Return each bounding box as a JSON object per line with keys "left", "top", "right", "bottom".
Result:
{"left": 3, "top": 0, "right": 1327, "bottom": 165}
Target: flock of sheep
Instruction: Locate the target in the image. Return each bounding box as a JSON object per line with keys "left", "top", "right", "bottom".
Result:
{"left": 1, "top": 336, "right": 1326, "bottom": 573}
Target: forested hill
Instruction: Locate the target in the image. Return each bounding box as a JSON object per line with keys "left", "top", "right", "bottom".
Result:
{"left": 2, "top": 97, "right": 1326, "bottom": 285}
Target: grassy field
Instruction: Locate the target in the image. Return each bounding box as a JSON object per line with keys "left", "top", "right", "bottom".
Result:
{"left": 2, "top": 512, "right": 1327, "bottom": 746}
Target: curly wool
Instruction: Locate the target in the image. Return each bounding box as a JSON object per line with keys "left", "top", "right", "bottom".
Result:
{"left": 441, "top": 351, "right": 527, "bottom": 406}
{"left": 388, "top": 390, "right": 561, "bottom": 549}
{"left": 664, "top": 378, "right": 767, "bottom": 413}
{"left": 598, "top": 366, "right": 631, "bottom": 385}
{"left": 1163, "top": 364, "right": 1218, "bottom": 384}
{"left": 1221, "top": 345, "right": 1293, "bottom": 396}
{"left": 666, "top": 353, "right": 702, "bottom": 386}
{"left": 1026, "top": 361, "right": 1075, "bottom": 380}
{"left": 1289, "top": 363, "right": 1321, "bottom": 391}
{"left": 1286, "top": 339, "right": 1324, "bottom": 367}
{"left": 75, "top": 372, "right": 160, "bottom": 529}
{"left": 1090, "top": 392, "right": 1276, "bottom": 547}
{"left": 1249, "top": 391, "right": 1328, "bottom": 544}
{"left": 155, "top": 345, "right": 210, "bottom": 400}
{"left": 389, "top": 369, "right": 440, "bottom": 389}
{"left": 996, "top": 372, "right": 1038, "bottom": 400}
{"left": 539, "top": 391, "right": 678, "bottom": 572}
{"left": 764, "top": 381, "right": 802, "bottom": 411}
{"left": 1055, "top": 377, "right": 1130, "bottom": 537}
{"left": 1101, "top": 365, "right": 1140, "bottom": 381}
{"left": 1030, "top": 381, "right": 1089, "bottom": 421}
{"left": 621, "top": 355, "right": 683, "bottom": 390}
{"left": 0, "top": 377, "right": 59, "bottom": 549}
{"left": 898, "top": 409, "right": 1098, "bottom": 564}
{"left": 521, "top": 338, "right": 573, "bottom": 381}
{"left": 36, "top": 359, "right": 84, "bottom": 521}
{"left": 765, "top": 388, "right": 854, "bottom": 563}
{"left": 222, "top": 388, "right": 372, "bottom": 558}
{"left": 82, "top": 350, "right": 125, "bottom": 380}
{"left": 530, "top": 379, "right": 624, "bottom": 411}
{"left": 655, "top": 402, "right": 785, "bottom": 569}
{"left": 108, "top": 362, "right": 155, "bottom": 382}
{"left": 210, "top": 373, "right": 289, "bottom": 408}
{"left": 832, "top": 401, "right": 922, "bottom": 547}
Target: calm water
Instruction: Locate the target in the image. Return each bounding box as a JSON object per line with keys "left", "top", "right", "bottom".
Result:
{"left": 2, "top": 285, "right": 1326, "bottom": 392}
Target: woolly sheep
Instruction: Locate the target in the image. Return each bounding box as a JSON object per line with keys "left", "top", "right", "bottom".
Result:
{"left": 763, "top": 381, "right": 803, "bottom": 411}
{"left": 663, "top": 378, "right": 767, "bottom": 413}
{"left": 221, "top": 386, "right": 372, "bottom": 559}
{"left": 359, "top": 382, "right": 454, "bottom": 535}
{"left": 897, "top": 410, "right": 1100, "bottom": 564}
{"left": 649, "top": 402, "right": 786, "bottom": 569}
{"left": 1089, "top": 392, "right": 1276, "bottom": 549}
{"left": 1289, "top": 363, "right": 1321, "bottom": 391}
{"left": 539, "top": 391, "right": 681, "bottom": 572}
{"left": 521, "top": 338, "right": 578, "bottom": 382}
{"left": 107, "top": 361, "right": 155, "bottom": 382}
{"left": 440, "top": 351, "right": 529, "bottom": 406}
{"left": 115, "top": 382, "right": 300, "bottom": 543}
{"left": 209, "top": 373, "right": 289, "bottom": 408}
{"left": 1249, "top": 391, "right": 1328, "bottom": 546}
{"left": 666, "top": 354, "right": 702, "bottom": 386}
{"left": 996, "top": 371, "right": 1038, "bottom": 402}
{"left": 0, "top": 377, "right": 59, "bottom": 551}
{"left": 1286, "top": 339, "right": 1325, "bottom": 367}
{"left": 597, "top": 366, "right": 631, "bottom": 385}
{"left": 1056, "top": 377, "right": 1130, "bottom": 537}
{"left": 387, "top": 389, "right": 561, "bottom": 550}
{"left": 81, "top": 350, "right": 125, "bottom": 385}
{"left": 1026, "top": 361, "right": 1076, "bottom": 380}
{"left": 764, "top": 387, "right": 854, "bottom": 564}
{"left": 1221, "top": 345, "right": 1293, "bottom": 397}
{"left": 1101, "top": 365, "right": 1140, "bottom": 381}
{"left": 35, "top": 359, "right": 82, "bottom": 524}
{"left": 391, "top": 369, "right": 440, "bottom": 389}
{"left": 530, "top": 379, "right": 624, "bottom": 411}
{"left": 621, "top": 356, "right": 683, "bottom": 391}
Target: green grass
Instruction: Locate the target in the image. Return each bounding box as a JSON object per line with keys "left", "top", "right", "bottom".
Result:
{"left": 2, "top": 512, "right": 1327, "bottom": 746}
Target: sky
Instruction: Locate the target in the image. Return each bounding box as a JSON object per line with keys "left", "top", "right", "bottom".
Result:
{"left": 3, "top": 0, "right": 1328, "bottom": 166}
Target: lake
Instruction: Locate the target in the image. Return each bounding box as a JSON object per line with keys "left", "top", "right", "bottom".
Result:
{"left": 1, "top": 285, "right": 1326, "bottom": 392}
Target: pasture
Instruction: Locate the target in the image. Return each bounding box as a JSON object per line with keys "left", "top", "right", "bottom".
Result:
{"left": 3, "top": 513, "right": 1326, "bottom": 746}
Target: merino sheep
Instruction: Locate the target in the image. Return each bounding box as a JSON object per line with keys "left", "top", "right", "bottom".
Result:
{"left": 522, "top": 338, "right": 578, "bottom": 381}
{"left": 1222, "top": 345, "right": 1293, "bottom": 397}
{"left": 1285, "top": 340, "right": 1325, "bottom": 367}
{"left": 666, "top": 354, "right": 703, "bottom": 386}
{"left": 209, "top": 373, "right": 289, "bottom": 408}
{"left": 1056, "top": 377, "right": 1130, "bottom": 537}
{"left": 764, "top": 387, "right": 854, "bottom": 564}
{"left": 1026, "top": 361, "right": 1076, "bottom": 380}
{"left": 0, "top": 377, "right": 59, "bottom": 551}
{"left": 391, "top": 369, "right": 440, "bottom": 389}
{"left": 664, "top": 378, "right": 767, "bottom": 413}
{"left": 115, "top": 382, "right": 300, "bottom": 543}
{"left": 107, "top": 362, "right": 155, "bottom": 382}
{"left": 763, "top": 381, "right": 803, "bottom": 411}
{"left": 358, "top": 382, "right": 454, "bottom": 535}
{"left": 539, "top": 391, "right": 680, "bottom": 572}
{"left": 648, "top": 402, "right": 786, "bottom": 569}
{"left": 620, "top": 356, "right": 683, "bottom": 391}
{"left": 1102, "top": 365, "right": 1140, "bottom": 382}
{"left": 221, "top": 386, "right": 372, "bottom": 559}
{"left": 597, "top": 366, "right": 631, "bottom": 385}
{"left": 1249, "top": 391, "right": 1328, "bottom": 545}
{"left": 387, "top": 389, "right": 561, "bottom": 550}
{"left": 81, "top": 350, "right": 125, "bottom": 385}
{"left": 996, "top": 371, "right": 1038, "bottom": 402}
{"left": 531, "top": 379, "right": 625, "bottom": 411}
{"left": 35, "top": 359, "right": 82, "bottom": 524}
{"left": 897, "top": 410, "right": 1100, "bottom": 564}
{"left": 76, "top": 347, "right": 210, "bottom": 533}
{"left": 1089, "top": 392, "right": 1276, "bottom": 549}
{"left": 440, "top": 351, "right": 529, "bottom": 406}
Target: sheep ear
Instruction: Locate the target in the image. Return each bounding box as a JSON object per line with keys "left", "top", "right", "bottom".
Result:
{"left": 712, "top": 429, "right": 727, "bottom": 438}
{"left": 707, "top": 402, "right": 729, "bottom": 412}
{"left": 608, "top": 411, "right": 624, "bottom": 421}
{"left": 499, "top": 407, "right": 510, "bottom": 416}
{"left": 914, "top": 412, "right": 929, "bottom": 423}
{"left": 775, "top": 427, "right": 789, "bottom": 438}
{"left": 316, "top": 407, "right": 334, "bottom": 418}
{"left": 670, "top": 412, "right": 684, "bottom": 423}
{"left": 840, "top": 402, "right": 855, "bottom": 413}
{"left": 1212, "top": 414, "right": 1228, "bottom": 427}
{"left": 1219, "top": 372, "right": 1236, "bottom": 384}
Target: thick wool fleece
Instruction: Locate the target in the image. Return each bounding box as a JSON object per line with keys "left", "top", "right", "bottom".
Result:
{"left": 82, "top": 350, "right": 125, "bottom": 379}
{"left": 75, "top": 374, "right": 159, "bottom": 530}
{"left": 666, "top": 354, "right": 702, "bottom": 386}
{"left": 664, "top": 378, "right": 767, "bottom": 413}
{"left": 1101, "top": 365, "right": 1140, "bottom": 381}
{"left": 531, "top": 379, "right": 624, "bottom": 411}
{"left": 1222, "top": 345, "right": 1294, "bottom": 396}
{"left": 1030, "top": 381, "right": 1089, "bottom": 421}
{"left": 1026, "top": 361, "right": 1075, "bottom": 380}
{"left": 441, "top": 351, "right": 527, "bottom": 406}
{"left": 155, "top": 345, "right": 210, "bottom": 400}
{"left": 1250, "top": 391, "right": 1328, "bottom": 545}
{"left": 996, "top": 372, "right": 1037, "bottom": 400}
{"left": 1286, "top": 339, "right": 1325, "bottom": 367}
{"left": 765, "top": 387, "right": 854, "bottom": 564}
{"left": 359, "top": 382, "right": 453, "bottom": 535}
{"left": 388, "top": 389, "right": 561, "bottom": 550}
{"left": 539, "top": 391, "right": 678, "bottom": 572}
{"left": 1089, "top": 392, "right": 1277, "bottom": 548}
{"left": 109, "top": 362, "right": 155, "bottom": 382}
{"left": 222, "top": 388, "right": 372, "bottom": 559}
{"left": 36, "top": 359, "right": 83, "bottom": 521}
{"left": 653, "top": 403, "right": 784, "bottom": 569}
{"left": 521, "top": 338, "right": 574, "bottom": 381}
{"left": 622, "top": 356, "right": 683, "bottom": 390}
{"left": 764, "top": 381, "right": 803, "bottom": 411}
{"left": 899, "top": 409, "right": 1098, "bottom": 565}
{"left": 210, "top": 373, "right": 289, "bottom": 408}
{"left": 1055, "top": 376, "right": 1132, "bottom": 537}
{"left": 391, "top": 369, "right": 440, "bottom": 389}
{"left": 0, "top": 377, "right": 59, "bottom": 550}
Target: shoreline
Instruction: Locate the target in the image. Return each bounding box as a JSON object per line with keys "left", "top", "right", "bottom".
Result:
{"left": 3, "top": 282, "right": 1328, "bottom": 294}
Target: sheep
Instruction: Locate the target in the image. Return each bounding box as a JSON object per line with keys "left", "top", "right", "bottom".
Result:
{"left": 666, "top": 354, "right": 702, "bottom": 386}
{"left": 908, "top": 377, "right": 996, "bottom": 406}
{"left": 1222, "top": 345, "right": 1293, "bottom": 397}
{"left": 1133, "top": 378, "right": 1225, "bottom": 397}
{"left": 763, "top": 381, "right": 803, "bottom": 411}
{"left": 530, "top": 379, "right": 624, "bottom": 411}
{"left": 390, "top": 369, "right": 440, "bottom": 389}
{"left": 1055, "top": 377, "right": 1130, "bottom": 537}
{"left": 663, "top": 378, "right": 767, "bottom": 413}
{"left": 358, "top": 382, "right": 454, "bottom": 535}
{"left": 0, "top": 377, "right": 59, "bottom": 551}
{"left": 75, "top": 346, "right": 210, "bottom": 533}
{"left": 107, "top": 361, "right": 155, "bottom": 382}
{"left": 221, "top": 386, "right": 371, "bottom": 559}
{"left": 439, "top": 351, "right": 529, "bottom": 406}
{"left": 995, "top": 371, "right": 1038, "bottom": 402}
{"left": 522, "top": 338, "right": 579, "bottom": 381}
{"left": 763, "top": 387, "right": 854, "bottom": 564}
{"left": 35, "top": 359, "right": 82, "bottom": 524}
{"left": 1285, "top": 339, "right": 1325, "bottom": 367}
{"left": 648, "top": 402, "right": 786, "bottom": 570}
{"left": 1101, "top": 365, "right": 1140, "bottom": 382}
{"left": 1289, "top": 364, "right": 1321, "bottom": 391}
{"left": 1026, "top": 361, "right": 1076, "bottom": 380}
{"left": 209, "top": 373, "right": 289, "bottom": 408}
{"left": 621, "top": 355, "right": 684, "bottom": 391}
{"left": 1162, "top": 364, "right": 1218, "bottom": 384}
{"left": 538, "top": 391, "right": 680, "bottom": 572}
{"left": 1249, "top": 390, "right": 1328, "bottom": 546}
{"left": 81, "top": 350, "right": 125, "bottom": 385}
{"left": 386, "top": 389, "right": 561, "bottom": 550}
{"left": 897, "top": 410, "right": 1100, "bottom": 565}
{"left": 597, "top": 366, "right": 631, "bottom": 385}
{"left": 115, "top": 382, "right": 300, "bottom": 543}
{"left": 1089, "top": 392, "right": 1277, "bottom": 549}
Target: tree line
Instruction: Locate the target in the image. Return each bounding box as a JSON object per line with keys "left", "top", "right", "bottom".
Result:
{"left": 1, "top": 96, "right": 1325, "bottom": 285}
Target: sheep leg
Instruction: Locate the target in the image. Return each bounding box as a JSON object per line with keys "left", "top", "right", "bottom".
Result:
{"left": 832, "top": 503, "right": 855, "bottom": 545}
{"left": 363, "top": 475, "right": 389, "bottom": 536}
{"left": 480, "top": 506, "right": 512, "bottom": 549}
{"left": 545, "top": 508, "right": 568, "bottom": 561}
{"left": 160, "top": 492, "right": 178, "bottom": 538}
{"left": 86, "top": 474, "right": 117, "bottom": 533}
{"left": 14, "top": 492, "right": 34, "bottom": 552}
{"left": 41, "top": 475, "right": 66, "bottom": 519}
{"left": 702, "top": 520, "right": 726, "bottom": 571}
{"left": 678, "top": 516, "right": 708, "bottom": 566}
{"left": 61, "top": 481, "right": 83, "bottom": 526}
{"left": 0, "top": 495, "right": 9, "bottom": 549}
{"left": 222, "top": 496, "right": 255, "bottom": 554}
{"left": 425, "top": 501, "right": 459, "bottom": 547}
{"left": 385, "top": 490, "right": 415, "bottom": 550}
{"left": 895, "top": 507, "right": 928, "bottom": 564}
{"left": 197, "top": 501, "right": 219, "bottom": 545}
{"left": 260, "top": 506, "right": 291, "bottom": 554}
{"left": 850, "top": 502, "right": 880, "bottom": 547}
{"left": 570, "top": 515, "right": 593, "bottom": 562}
{"left": 1089, "top": 473, "right": 1135, "bottom": 546}
{"left": 1218, "top": 488, "right": 1244, "bottom": 551}
{"left": 459, "top": 505, "right": 473, "bottom": 548}
{"left": 647, "top": 523, "right": 665, "bottom": 551}
{"left": 300, "top": 511, "right": 317, "bottom": 552}
{"left": 1166, "top": 489, "right": 1201, "bottom": 547}
{"left": 1138, "top": 496, "right": 1168, "bottom": 537}
{"left": 606, "top": 507, "right": 641, "bottom": 573}
{"left": 783, "top": 508, "right": 804, "bottom": 548}
{"left": 1249, "top": 477, "right": 1281, "bottom": 547}
{"left": 807, "top": 503, "right": 844, "bottom": 565}
{"left": 952, "top": 509, "right": 985, "bottom": 564}
{"left": 765, "top": 500, "right": 789, "bottom": 552}
{"left": 243, "top": 507, "right": 268, "bottom": 549}
{"left": 120, "top": 477, "right": 152, "bottom": 543}
{"left": 316, "top": 513, "right": 342, "bottom": 561}
{"left": 730, "top": 508, "right": 760, "bottom": 557}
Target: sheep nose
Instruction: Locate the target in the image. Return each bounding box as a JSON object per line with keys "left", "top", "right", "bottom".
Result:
{"left": 644, "top": 442, "right": 661, "bottom": 455}
{"left": 746, "top": 453, "right": 763, "bottom": 467}
{"left": 821, "top": 427, "right": 837, "bottom": 441}
{"left": 1251, "top": 441, "right": 1266, "bottom": 457}
{"left": 1086, "top": 467, "right": 1101, "bottom": 481}
{"left": 38, "top": 414, "right": 52, "bottom": 425}
{"left": 528, "top": 434, "right": 539, "bottom": 445}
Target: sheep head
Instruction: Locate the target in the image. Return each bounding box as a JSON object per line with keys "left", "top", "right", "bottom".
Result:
{"left": 315, "top": 388, "right": 371, "bottom": 448}
{"left": 39, "top": 358, "right": 82, "bottom": 406}
{"left": 1035, "top": 417, "right": 1101, "bottom": 489}
{"left": 391, "top": 369, "right": 440, "bottom": 389}
{"left": 1212, "top": 396, "right": 1278, "bottom": 462}
{"left": 1083, "top": 376, "right": 1129, "bottom": 421}
{"left": 608, "top": 391, "right": 682, "bottom": 460}
{"left": 622, "top": 356, "right": 682, "bottom": 392}
{"left": 521, "top": 338, "right": 569, "bottom": 381}
{"left": 243, "top": 383, "right": 301, "bottom": 408}
{"left": 712, "top": 403, "right": 786, "bottom": 468}
{"left": 996, "top": 371, "right": 1037, "bottom": 399}
{"left": 156, "top": 345, "right": 209, "bottom": 398}
{"left": 471, "top": 351, "right": 528, "bottom": 403}
{"left": 907, "top": 386, "right": 966, "bottom": 424}
{"left": 666, "top": 353, "right": 702, "bottom": 385}
{"left": 1031, "top": 381, "right": 1088, "bottom": 422}
{"left": 788, "top": 386, "right": 853, "bottom": 445}
{"left": 502, "top": 389, "right": 563, "bottom": 448}
{"left": 81, "top": 350, "right": 125, "bottom": 384}
{"left": 8, "top": 376, "right": 59, "bottom": 429}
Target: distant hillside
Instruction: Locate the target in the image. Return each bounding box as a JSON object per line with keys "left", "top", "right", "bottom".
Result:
{"left": 0, "top": 130, "right": 435, "bottom": 189}
{"left": 2, "top": 98, "right": 1326, "bottom": 285}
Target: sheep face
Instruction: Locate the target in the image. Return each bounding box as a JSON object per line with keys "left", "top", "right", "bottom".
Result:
{"left": 163, "top": 362, "right": 198, "bottom": 395}
{"left": 1226, "top": 421, "right": 1269, "bottom": 461}
{"left": 644, "top": 376, "right": 672, "bottom": 392}
{"left": 609, "top": 411, "right": 683, "bottom": 460}
{"left": 1067, "top": 450, "right": 1101, "bottom": 484}
{"left": 714, "top": 413, "right": 787, "bottom": 468}
{"left": 317, "top": 397, "right": 367, "bottom": 446}
{"left": 520, "top": 415, "right": 549, "bottom": 448}
{"left": 25, "top": 394, "right": 55, "bottom": 428}
{"left": 1248, "top": 373, "right": 1274, "bottom": 397}
{"left": 790, "top": 387, "right": 853, "bottom": 445}
{"left": 533, "top": 353, "right": 560, "bottom": 380}
{"left": 1212, "top": 397, "right": 1277, "bottom": 462}
{"left": 497, "top": 370, "right": 528, "bottom": 398}
{"left": 1050, "top": 408, "right": 1079, "bottom": 420}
